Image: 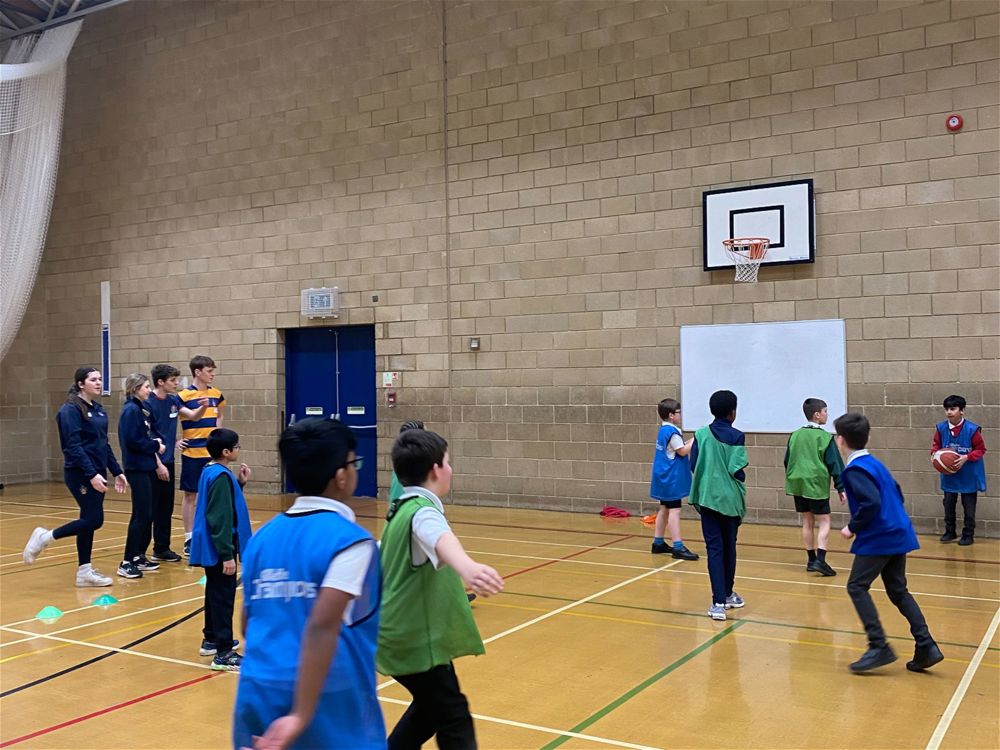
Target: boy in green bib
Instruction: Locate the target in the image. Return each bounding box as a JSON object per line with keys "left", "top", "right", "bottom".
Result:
{"left": 784, "top": 398, "right": 845, "bottom": 577}
{"left": 378, "top": 429, "right": 504, "bottom": 750}
{"left": 689, "top": 390, "right": 748, "bottom": 621}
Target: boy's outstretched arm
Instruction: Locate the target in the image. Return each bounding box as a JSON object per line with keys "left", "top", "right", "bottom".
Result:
{"left": 435, "top": 533, "right": 504, "bottom": 596}
{"left": 248, "top": 588, "right": 351, "bottom": 750}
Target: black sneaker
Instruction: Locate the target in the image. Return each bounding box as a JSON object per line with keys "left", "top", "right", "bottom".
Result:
{"left": 135, "top": 556, "right": 160, "bottom": 572}
{"left": 806, "top": 559, "right": 819, "bottom": 572}
{"left": 211, "top": 650, "right": 242, "bottom": 672}
{"left": 849, "top": 645, "right": 897, "bottom": 673}
{"left": 906, "top": 643, "right": 944, "bottom": 672}
{"left": 671, "top": 545, "right": 699, "bottom": 561}
{"left": 200, "top": 639, "right": 240, "bottom": 657}
{"left": 958, "top": 536, "right": 974, "bottom": 546}
{"left": 939, "top": 531, "right": 958, "bottom": 543}
{"left": 149, "top": 549, "right": 182, "bottom": 563}
{"left": 117, "top": 560, "right": 143, "bottom": 579}
{"left": 815, "top": 560, "right": 837, "bottom": 577}
{"left": 651, "top": 541, "right": 670, "bottom": 554}
{"left": 183, "top": 539, "right": 191, "bottom": 558}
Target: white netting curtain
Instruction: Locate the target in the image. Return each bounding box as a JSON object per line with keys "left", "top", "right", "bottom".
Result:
{"left": 0, "top": 22, "right": 81, "bottom": 362}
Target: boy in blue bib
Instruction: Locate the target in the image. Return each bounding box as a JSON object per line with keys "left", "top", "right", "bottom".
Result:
{"left": 835, "top": 413, "right": 942, "bottom": 674}
{"left": 649, "top": 398, "right": 697, "bottom": 561}
{"left": 931, "top": 395, "right": 987, "bottom": 545}
{"left": 233, "top": 418, "right": 384, "bottom": 750}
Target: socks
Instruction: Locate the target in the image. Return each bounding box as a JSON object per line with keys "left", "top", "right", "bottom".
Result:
{"left": 653, "top": 536, "right": 665, "bottom": 545}
{"left": 807, "top": 549, "right": 817, "bottom": 562}
{"left": 817, "top": 548, "right": 827, "bottom": 562}
{"left": 184, "top": 532, "right": 192, "bottom": 542}
{"left": 673, "top": 540, "right": 684, "bottom": 550}
{"left": 41, "top": 530, "right": 54, "bottom": 545}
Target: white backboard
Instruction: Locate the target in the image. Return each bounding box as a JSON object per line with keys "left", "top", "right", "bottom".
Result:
{"left": 680, "top": 319, "right": 847, "bottom": 434}
{"left": 703, "top": 179, "right": 815, "bottom": 270}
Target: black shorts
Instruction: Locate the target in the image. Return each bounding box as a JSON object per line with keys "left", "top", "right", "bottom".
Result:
{"left": 658, "top": 500, "right": 683, "bottom": 510}
{"left": 180, "top": 456, "right": 210, "bottom": 492}
{"left": 794, "top": 496, "right": 831, "bottom": 515}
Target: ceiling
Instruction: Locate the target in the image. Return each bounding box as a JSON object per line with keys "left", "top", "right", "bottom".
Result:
{"left": 0, "top": 0, "right": 127, "bottom": 40}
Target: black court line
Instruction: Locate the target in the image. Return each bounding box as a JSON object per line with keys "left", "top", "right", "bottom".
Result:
{"left": 0, "top": 605, "right": 204, "bottom": 698}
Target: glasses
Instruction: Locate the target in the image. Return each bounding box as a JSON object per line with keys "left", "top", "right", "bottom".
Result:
{"left": 345, "top": 457, "right": 364, "bottom": 470}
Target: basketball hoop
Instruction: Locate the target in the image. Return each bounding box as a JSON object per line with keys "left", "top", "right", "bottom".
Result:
{"left": 723, "top": 237, "right": 770, "bottom": 283}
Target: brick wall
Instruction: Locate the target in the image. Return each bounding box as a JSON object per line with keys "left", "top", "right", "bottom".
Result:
{"left": 2, "top": 0, "right": 997, "bottom": 535}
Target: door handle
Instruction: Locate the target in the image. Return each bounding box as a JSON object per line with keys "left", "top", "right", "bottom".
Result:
{"left": 348, "top": 424, "right": 377, "bottom": 429}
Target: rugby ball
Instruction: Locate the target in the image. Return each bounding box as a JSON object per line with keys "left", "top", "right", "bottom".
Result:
{"left": 932, "top": 449, "right": 961, "bottom": 474}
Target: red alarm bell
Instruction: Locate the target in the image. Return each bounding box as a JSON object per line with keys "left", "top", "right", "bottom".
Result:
{"left": 945, "top": 114, "right": 963, "bottom": 132}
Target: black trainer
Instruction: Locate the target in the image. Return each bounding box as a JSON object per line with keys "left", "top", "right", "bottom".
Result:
{"left": 150, "top": 549, "right": 182, "bottom": 563}
{"left": 806, "top": 559, "right": 819, "bottom": 572}
{"left": 815, "top": 560, "right": 837, "bottom": 577}
{"left": 850, "top": 645, "right": 897, "bottom": 673}
{"left": 117, "top": 560, "right": 143, "bottom": 579}
{"left": 671, "top": 545, "right": 699, "bottom": 561}
{"left": 135, "top": 556, "right": 160, "bottom": 572}
{"left": 906, "top": 643, "right": 944, "bottom": 672}
{"left": 958, "top": 535, "right": 974, "bottom": 546}
{"left": 939, "top": 531, "right": 958, "bottom": 543}
{"left": 183, "top": 539, "right": 191, "bottom": 557}
{"left": 650, "top": 541, "right": 671, "bottom": 554}
{"left": 200, "top": 639, "right": 240, "bottom": 657}
{"left": 211, "top": 650, "right": 242, "bottom": 672}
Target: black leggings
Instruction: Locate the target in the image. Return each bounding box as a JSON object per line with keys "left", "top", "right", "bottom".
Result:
{"left": 123, "top": 470, "right": 156, "bottom": 562}
{"left": 52, "top": 469, "right": 106, "bottom": 565}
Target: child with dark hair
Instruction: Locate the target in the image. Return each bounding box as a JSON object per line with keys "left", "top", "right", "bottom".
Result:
{"left": 784, "top": 397, "right": 845, "bottom": 576}
{"left": 23, "top": 367, "right": 127, "bottom": 588}
{"left": 649, "top": 398, "right": 697, "bottom": 560}
{"left": 834, "top": 412, "right": 942, "bottom": 673}
{"left": 689, "top": 390, "right": 748, "bottom": 621}
{"left": 388, "top": 419, "right": 426, "bottom": 504}
{"left": 931, "top": 394, "right": 987, "bottom": 545}
{"left": 190, "top": 427, "right": 252, "bottom": 671}
{"left": 233, "top": 418, "right": 385, "bottom": 750}
{"left": 379, "top": 429, "right": 504, "bottom": 750}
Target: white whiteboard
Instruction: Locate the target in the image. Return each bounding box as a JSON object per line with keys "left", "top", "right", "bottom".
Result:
{"left": 680, "top": 319, "right": 847, "bottom": 434}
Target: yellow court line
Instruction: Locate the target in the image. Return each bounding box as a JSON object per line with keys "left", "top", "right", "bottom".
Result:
{"left": 0, "top": 612, "right": 191, "bottom": 664}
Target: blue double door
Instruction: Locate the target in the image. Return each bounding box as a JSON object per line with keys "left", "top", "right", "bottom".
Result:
{"left": 284, "top": 325, "right": 377, "bottom": 497}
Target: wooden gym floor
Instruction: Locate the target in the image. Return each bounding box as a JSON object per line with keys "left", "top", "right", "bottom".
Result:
{"left": 0, "top": 482, "right": 997, "bottom": 750}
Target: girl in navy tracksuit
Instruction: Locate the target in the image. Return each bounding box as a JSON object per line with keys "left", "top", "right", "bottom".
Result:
{"left": 118, "top": 373, "right": 166, "bottom": 579}
{"left": 834, "top": 412, "right": 942, "bottom": 674}
{"left": 22, "top": 367, "right": 128, "bottom": 588}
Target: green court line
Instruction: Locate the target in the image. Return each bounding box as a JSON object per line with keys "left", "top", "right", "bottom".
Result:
{"left": 539, "top": 620, "right": 745, "bottom": 750}
{"left": 503, "top": 590, "right": 1000, "bottom": 653}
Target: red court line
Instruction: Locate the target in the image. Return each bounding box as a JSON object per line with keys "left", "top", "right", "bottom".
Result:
{"left": 0, "top": 673, "right": 221, "bottom": 748}
{"left": 502, "top": 534, "right": 634, "bottom": 580}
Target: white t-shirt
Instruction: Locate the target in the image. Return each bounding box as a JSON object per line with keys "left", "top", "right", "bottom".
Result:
{"left": 663, "top": 422, "right": 685, "bottom": 459}
{"left": 398, "top": 485, "right": 452, "bottom": 569}
{"left": 285, "top": 495, "right": 374, "bottom": 622}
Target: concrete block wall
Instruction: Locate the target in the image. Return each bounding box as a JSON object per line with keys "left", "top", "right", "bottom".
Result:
{"left": 1, "top": 0, "right": 996, "bottom": 535}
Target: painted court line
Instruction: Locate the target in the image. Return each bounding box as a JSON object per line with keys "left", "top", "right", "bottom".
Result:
{"left": 0, "top": 525, "right": 186, "bottom": 562}
{"left": 1, "top": 595, "right": 205, "bottom": 647}
{"left": 2, "top": 577, "right": 205, "bottom": 629}
{"left": 0, "top": 673, "right": 220, "bottom": 748}
{"left": 925, "top": 606, "right": 1000, "bottom": 750}
{"left": 378, "top": 696, "right": 663, "bottom": 750}
{"left": 0, "top": 626, "right": 212, "bottom": 671}
{"left": 541, "top": 621, "right": 746, "bottom": 750}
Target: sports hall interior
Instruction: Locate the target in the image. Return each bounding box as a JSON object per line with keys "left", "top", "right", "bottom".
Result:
{"left": 1, "top": 1, "right": 997, "bottom": 749}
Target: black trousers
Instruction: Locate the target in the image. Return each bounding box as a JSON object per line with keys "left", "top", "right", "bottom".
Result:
{"left": 52, "top": 468, "right": 106, "bottom": 565}
{"left": 123, "top": 470, "right": 155, "bottom": 562}
{"left": 846, "top": 554, "right": 933, "bottom": 650}
{"left": 699, "top": 507, "right": 740, "bottom": 605}
{"left": 943, "top": 492, "right": 977, "bottom": 537}
{"left": 389, "top": 662, "right": 477, "bottom": 750}
{"left": 203, "top": 562, "right": 238, "bottom": 653}
{"left": 152, "top": 462, "right": 176, "bottom": 554}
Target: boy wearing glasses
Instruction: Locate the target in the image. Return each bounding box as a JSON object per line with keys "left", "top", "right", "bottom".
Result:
{"left": 378, "top": 430, "right": 504, "bottom": 750}
{"left": 233, "top": 418, "right": 384, "bottom": 750}
{"left": 189, "top": 428, "right": 252, "bottom": 671}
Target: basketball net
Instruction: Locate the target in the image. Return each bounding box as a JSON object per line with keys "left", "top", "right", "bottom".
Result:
{"left": 723, "top": 237, "right": 770, "bottom": 283}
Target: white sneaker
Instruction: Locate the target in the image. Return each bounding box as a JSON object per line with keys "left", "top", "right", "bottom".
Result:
{"left": 23, "top": 527, "right": 52, "bottom": 564}
{"left": 76, "top": 564, "right": 113, "bottom": 587}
